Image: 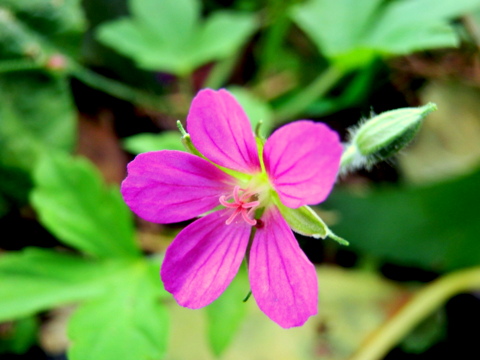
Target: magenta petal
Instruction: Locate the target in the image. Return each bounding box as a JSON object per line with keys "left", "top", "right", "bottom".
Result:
{"left": 248, "top": 206, "right": 318, "bottom": 328}
{"left": 161, "top": 209, "right": 251, "bottom": 308}
{"left": 263, "top": 121, "right": 342, "bottom": 208}
{"left": 187, "top": 89, "right": 261, "bottom": 174}
{"left": 121, "top": 150, "right": 235, "bottom": 224}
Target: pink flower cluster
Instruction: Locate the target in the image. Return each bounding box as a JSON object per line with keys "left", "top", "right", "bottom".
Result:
{"left": 122, "top": 89, "right": 342, "bottom": 328}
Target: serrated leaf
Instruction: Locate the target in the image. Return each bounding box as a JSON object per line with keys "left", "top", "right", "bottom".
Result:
{"left": 0, "top": 248, "right": 123, "bottom": 321}
{"left": 206, "top": 266, "right": 249, "bottom": 356}
{"left": 292, "top": 0, "right": 480, "bottom": 69}
{"left": 97, "top": 0, "right": 256, "bottom": 75}
{"left": 327, "top": 167, "right": 480, "bottom": 271}
{"left": 190, "top": 11, "right": 257, "bottom": 66}
{"left": 97, "top": 18, "right": 188, "bottom": 74}
{"left": 68, "top": 261, "right": 169, "bottom": 360}
{"left": 130, "top": 0, "right": 199, "bottom": 45}
{"left": 31, "top": 152, "right": 140, "bottom": 259}
{"left": 292, "top": 0, "right": 383, "bottom": 62}
{"left": 122, "top": 131, "right": 184, "bottom": 154}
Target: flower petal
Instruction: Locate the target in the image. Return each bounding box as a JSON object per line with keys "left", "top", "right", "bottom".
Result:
{"left": 121, "top": 150, "right": 235, "bottom": 224}
{"left": 248, "top": 206, "right": 318, "bottom": 328}
{"left": 187, "top": 89, "right": 261, "bottom": 174}
{"left": 161, "top": 209, "right": 251, "bottom": 308}
{"left": 263, "top": 121, "right": 342, "bottom": 208}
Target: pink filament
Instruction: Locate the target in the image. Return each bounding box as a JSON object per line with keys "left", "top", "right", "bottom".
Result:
{"left": 219, "top": 186, "right": 260, "bottom": 226}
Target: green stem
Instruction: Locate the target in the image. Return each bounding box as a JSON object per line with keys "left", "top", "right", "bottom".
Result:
{"left": 177, "top": 75, "right": 194, "bottom": 99}
{"left": 257, "top": 10, "right": 291, "bottom": 78}
{"left": 0, "top": 59, "right": 42, "bottom": 73}
{"left": 274, "top": 66, "right": 345, "bottom": 122}
{"left": 70, "top": 65, "right": 170, "bottom": 112}
{"left": 203, "top": 55, "right": 239, "bottom": 89}
{"left": 340, "top": 143, "right": 359, "bottom": 169}
{"left": 349, "top": 267, "right": 480, "bottom": 360}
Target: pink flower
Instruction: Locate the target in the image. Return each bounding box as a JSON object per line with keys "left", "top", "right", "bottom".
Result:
{"left": 121, "top": 89, "right": 342, "bottom": 328}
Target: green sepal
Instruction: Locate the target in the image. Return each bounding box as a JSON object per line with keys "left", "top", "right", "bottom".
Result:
{"left": 176, "top": 120, "right": 202, "bottom": 157}
{"left": 275, "top": 200, "right": 349, "bottom": 246}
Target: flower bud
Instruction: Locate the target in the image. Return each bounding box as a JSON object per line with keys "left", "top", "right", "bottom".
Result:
{"left": 341, "top": 103, "right": 437, "bottom": 172}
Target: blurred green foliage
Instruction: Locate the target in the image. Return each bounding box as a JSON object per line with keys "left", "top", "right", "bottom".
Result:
{"left": 0, "top": 0, "right": 85, "bottom": 60}
{"left": 328, "top": 167, "right": 480, "bottom": 272}
{"left": 1, "top": 153, "right": 170, "bottom": 360}
{"left": 0, "top": 317, "right": 38, "bottom": 354}
{"left": 292, "top": 0, "right": 480, "bottom": 70}
{"left": 97, "top": 0, "right": 257, "bottom": 76}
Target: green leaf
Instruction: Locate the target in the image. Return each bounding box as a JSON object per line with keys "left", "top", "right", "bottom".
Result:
{"left": 68, "top": 261, "right": 169, "bottom": 360}
{"left": 0, "top": 316, "right": 38, "bottom": 354}
{"left": 0, "top": 248, "right": 122, "bottom": 321}
{"left": 31, "top": 152, "right": 140, "bottom": 259}
{"left": 327, "top": 167, "right": 480, "bottom": 271}
{"left": 228, "top": 86, "right": 274, "bottom": 137}
{"left": 97, "top": 0, "right": 257, "bottom": 75}
{"left": 190, "top": 11, "right": 257, "bottom": 66}
{"left": 292, "top": 0, "right": 382, "bottom": 63}
{"left": 122, "top": 131, "right": 184, "bottom": 154}
{"left": 130, "top": 0, "right": 199, "bottom": 50}
{"left": 206, "top": 266, "right": 249, "bottom": 356}
{"left": 292, "top": 0, "right": 480, "bottom": 69}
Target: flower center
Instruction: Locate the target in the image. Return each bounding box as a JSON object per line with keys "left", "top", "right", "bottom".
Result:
{"left": 219, "top": 186, "right": 260, "bottom": 226}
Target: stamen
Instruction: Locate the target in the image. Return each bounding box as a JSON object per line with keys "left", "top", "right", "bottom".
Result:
{"left": 232, "top": 186, "right": 241, "bottom": 203}
{"left": 225, "top": 207, "right": 242, "bottom": 225}
{"left": 241, "top": 200, "right": 259, "bottom": 209}
{"left": 219, "top": 195, "right": 238, "bottom": 208}
{"left": 219, "top": 187, "right": 260, "bottom": 226}
{"left": 241, "top": 210, "right": 257, "bottom": 226}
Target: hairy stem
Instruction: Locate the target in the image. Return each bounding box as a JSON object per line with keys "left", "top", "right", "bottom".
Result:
{"left": 274, "top": 65, "right": 344, "bottom": 122}
{"left": 204, "top": 55, "right": 239, "bottom": 89}
{"left": 70, "top": 65, "right": 170, "bottom": 112}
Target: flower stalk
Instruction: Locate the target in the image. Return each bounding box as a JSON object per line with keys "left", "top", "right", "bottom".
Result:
{"left": 350, "top": 266, "right": 480, "bottom": 360}
{"left": 274, "top": 65, "right": 345, "bottom": 122}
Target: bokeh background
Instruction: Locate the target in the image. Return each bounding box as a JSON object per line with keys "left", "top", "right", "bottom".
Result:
{"left": 1, "top": 0, "right": 480, "bottom": 359}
